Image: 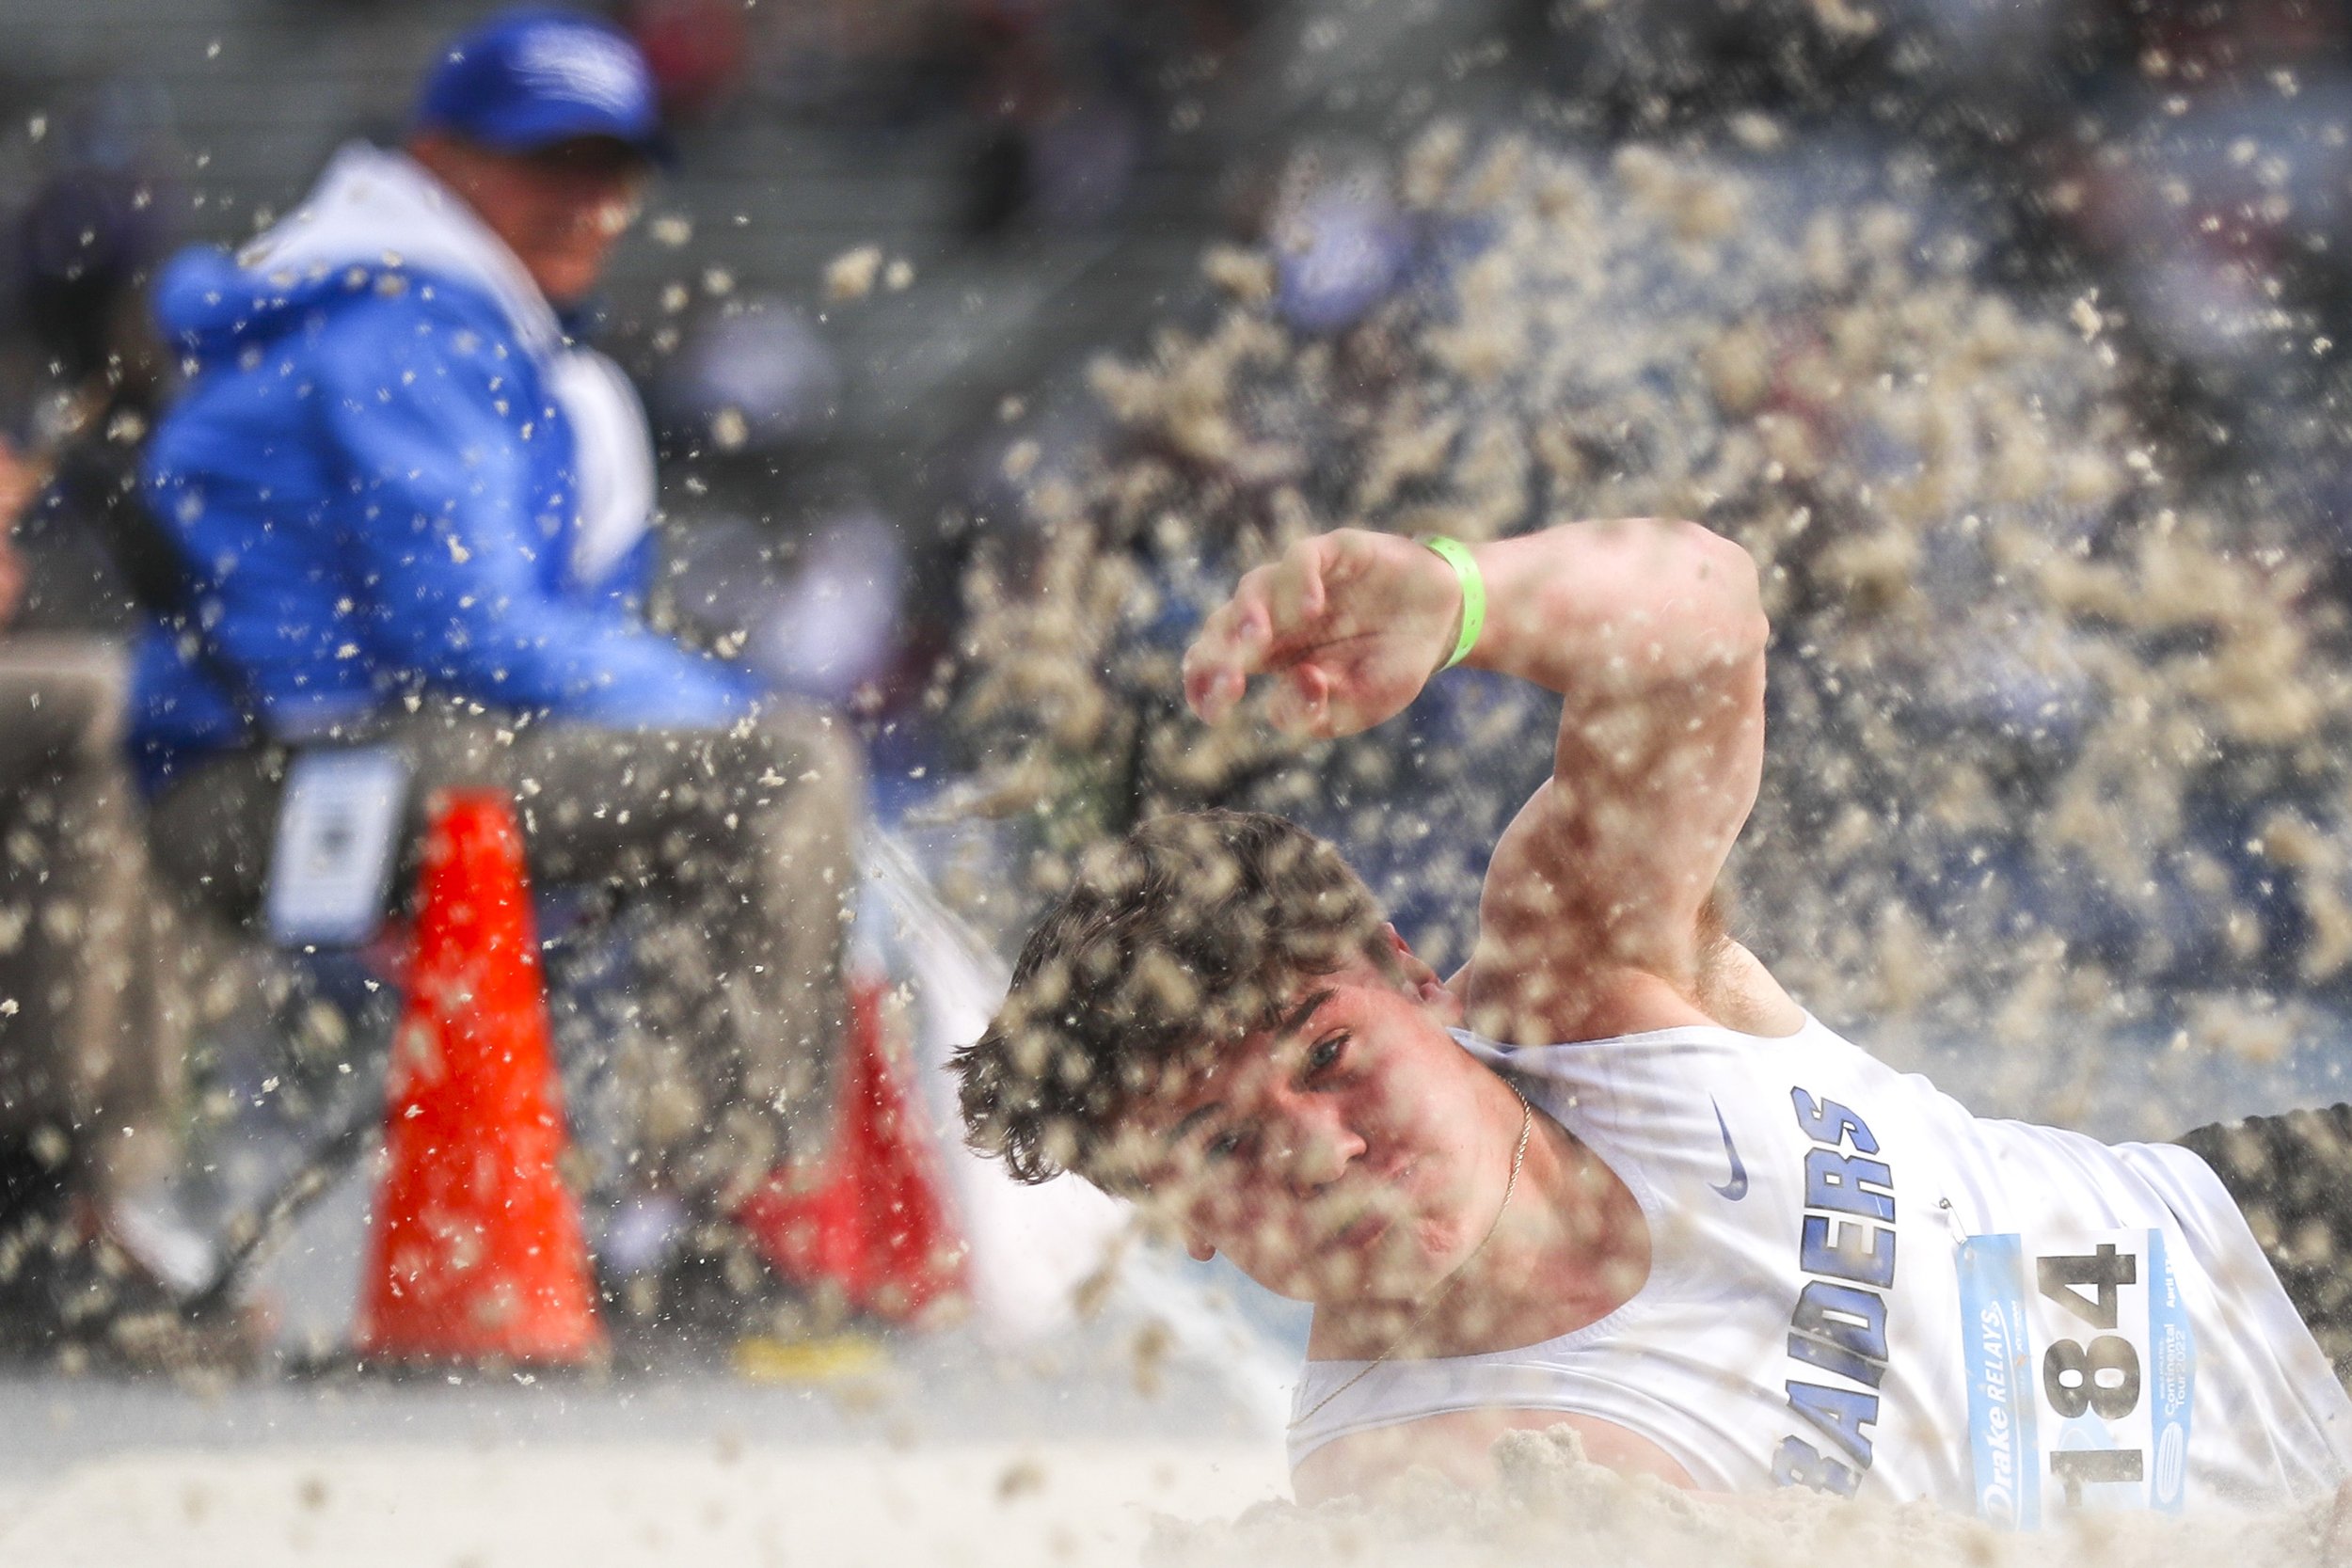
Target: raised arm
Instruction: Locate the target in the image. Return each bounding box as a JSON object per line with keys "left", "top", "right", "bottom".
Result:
{"left": 1461, "top": 521, "right": 1768, "bottom": 1038}
{"left": 1182, "top": 521, "right": 1769, "bottom": 1037}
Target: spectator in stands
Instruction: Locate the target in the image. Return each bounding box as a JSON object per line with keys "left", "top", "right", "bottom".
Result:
{"left": 8, "top": 161, "right": 178, "bottom": 638}
{"left": 0, "top": 162, "right": 209, "bottom": 1365}
{"left": 130, "top": 7, "right": 863, "bottom": 1308}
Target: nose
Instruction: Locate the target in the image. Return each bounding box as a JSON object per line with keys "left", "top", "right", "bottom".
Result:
{"left": 1275, "top": 1094, "right": 1366, "bottom": 1195}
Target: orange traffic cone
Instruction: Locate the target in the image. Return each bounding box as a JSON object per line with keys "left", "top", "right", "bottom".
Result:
{"left": 736, "top": 976, "right": 968, "bottom": 1324}
{"left": 353, "top": 790, "right": 605, "bottom": 1365}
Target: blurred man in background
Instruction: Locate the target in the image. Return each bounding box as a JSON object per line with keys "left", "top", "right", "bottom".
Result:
{"left": 130, "top": 6, "right": 863, "bottom": 1322}
{"left": 0, "top": 161, "right": 198, "bottom": 1363}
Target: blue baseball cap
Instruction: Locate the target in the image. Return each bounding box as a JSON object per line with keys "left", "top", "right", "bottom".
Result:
{"left": 413, "top": 7, "right": 663, "bottom": 157}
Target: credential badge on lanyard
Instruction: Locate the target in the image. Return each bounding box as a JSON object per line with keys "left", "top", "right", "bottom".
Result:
{"left": 265, "top": 746, "right": 410, "bottom": 947}
{"left": 1956, "top": 1226, "right": 2196, "bottom": 1527}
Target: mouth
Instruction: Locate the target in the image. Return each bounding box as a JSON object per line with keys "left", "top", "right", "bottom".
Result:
{"left": 1321, "top": 1207, "right": 1395, "bottom": 1257}
{"left": 1313, "top": 1160, "right": 1422, "bottom": 1258}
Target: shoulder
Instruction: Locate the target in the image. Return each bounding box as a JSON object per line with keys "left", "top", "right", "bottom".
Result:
{"left": 310, "top": 274, "right": 526, "bottom": 383}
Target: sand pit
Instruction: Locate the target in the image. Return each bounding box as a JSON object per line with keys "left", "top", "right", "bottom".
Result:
{"left": 13, "top": 1428, "right": 2346, "bottom": 1568}
{"left": 0, "top": 1441, "right": 1285, "bottom": 1568}
{"left": 1149, "top": 1430, "right": 2343, "bottom": 1568}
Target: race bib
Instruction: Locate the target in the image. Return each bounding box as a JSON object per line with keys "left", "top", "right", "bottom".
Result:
{"left": 266, "top": 746, "right": 409, "bottom": 946}
{"left": 1956, "top": 1228, "right": 2196, "bottom": 1527}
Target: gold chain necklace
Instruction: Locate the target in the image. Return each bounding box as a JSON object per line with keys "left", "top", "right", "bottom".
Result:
{"left": 1288, "top": 1082, "right": 1534, "bottom": 1431}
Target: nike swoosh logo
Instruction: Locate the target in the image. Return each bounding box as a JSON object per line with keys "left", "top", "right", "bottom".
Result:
{"left": 1710, "top": 1099, "right": 1749, "bottom": 1201}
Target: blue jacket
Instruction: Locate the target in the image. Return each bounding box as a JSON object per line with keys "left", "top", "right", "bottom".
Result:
{"left": 131, "top": 202, "right": 754, "bottom": 787}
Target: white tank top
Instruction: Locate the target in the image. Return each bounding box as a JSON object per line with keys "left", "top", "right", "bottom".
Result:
{"left": 1289, "top": 1015, "right": 2352, "bottom": 1519}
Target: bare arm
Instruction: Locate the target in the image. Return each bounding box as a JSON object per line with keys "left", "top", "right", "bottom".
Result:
{"left": 1181, "top": 522, "right": 1770, "bottom": 1038}
{"left": 1458, "top": 521, "right": 1767, "bottom": 705}
{"left": 1460, "top": 521, "right": 1769, "bottom": 1038}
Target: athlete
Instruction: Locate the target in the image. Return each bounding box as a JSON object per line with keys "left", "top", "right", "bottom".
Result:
{"left": 953, "top": 520, "right": 2352, "bottom": 1519}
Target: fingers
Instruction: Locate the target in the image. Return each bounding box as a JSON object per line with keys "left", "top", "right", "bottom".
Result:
{"left": 1183, "top": 594, "right": 1268, "bottom": 721}
{"left": 1266, "top": 537, "right": 1327, "bottom": 633}
{"left": 1266, "top": 662, "right": 1331, "bottom": 737}
{"left": 1183, "top": 538, "right": 1328, "bottom": 723}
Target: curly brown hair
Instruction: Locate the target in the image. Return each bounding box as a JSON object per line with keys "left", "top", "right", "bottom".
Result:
{"left": 953, "top": 810, "right": 1396, "bottom": 1187}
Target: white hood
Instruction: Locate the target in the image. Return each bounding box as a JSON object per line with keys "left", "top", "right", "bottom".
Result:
{"left": 242, "top": 141, "right": 653, "bottom": 589}
{"left": 240, "top": 141, "right": 564, "bottom": 361}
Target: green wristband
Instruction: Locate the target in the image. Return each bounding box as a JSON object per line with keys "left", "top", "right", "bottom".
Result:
{"left": 1416, "top": 534, "right": 1485, "bottom": 672}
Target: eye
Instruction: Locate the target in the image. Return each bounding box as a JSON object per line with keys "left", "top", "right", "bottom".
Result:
{"left": 1204, "top": 1128, "right": 1250, "bottom": 1164}
{"left": 1300, "top": 1030, "right": 1350, "bottom": 1083}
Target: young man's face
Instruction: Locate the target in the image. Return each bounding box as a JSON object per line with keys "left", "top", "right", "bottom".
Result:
{"left": 1120, "top": 952, "right": 1515, "bottom": 1307}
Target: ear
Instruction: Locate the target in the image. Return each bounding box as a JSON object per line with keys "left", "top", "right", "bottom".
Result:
{"left": 1382, "top": 922, "right": 1438, "bottom": 993}
{"left": 1383, "top": 922, "right": 1463, "bottom": 1022}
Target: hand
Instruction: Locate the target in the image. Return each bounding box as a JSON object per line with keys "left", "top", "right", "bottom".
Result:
{"left": 0, "top": 438, "right": 37, "bottom": 633}
{"left": 1182, "top": 529, "right": 1463, "bottom": 738}
{"left": 0, "top": 532, "right": 21, "bottom": 632}
{"left": 0, "top": 436, "right": 41, "bottom": 529}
